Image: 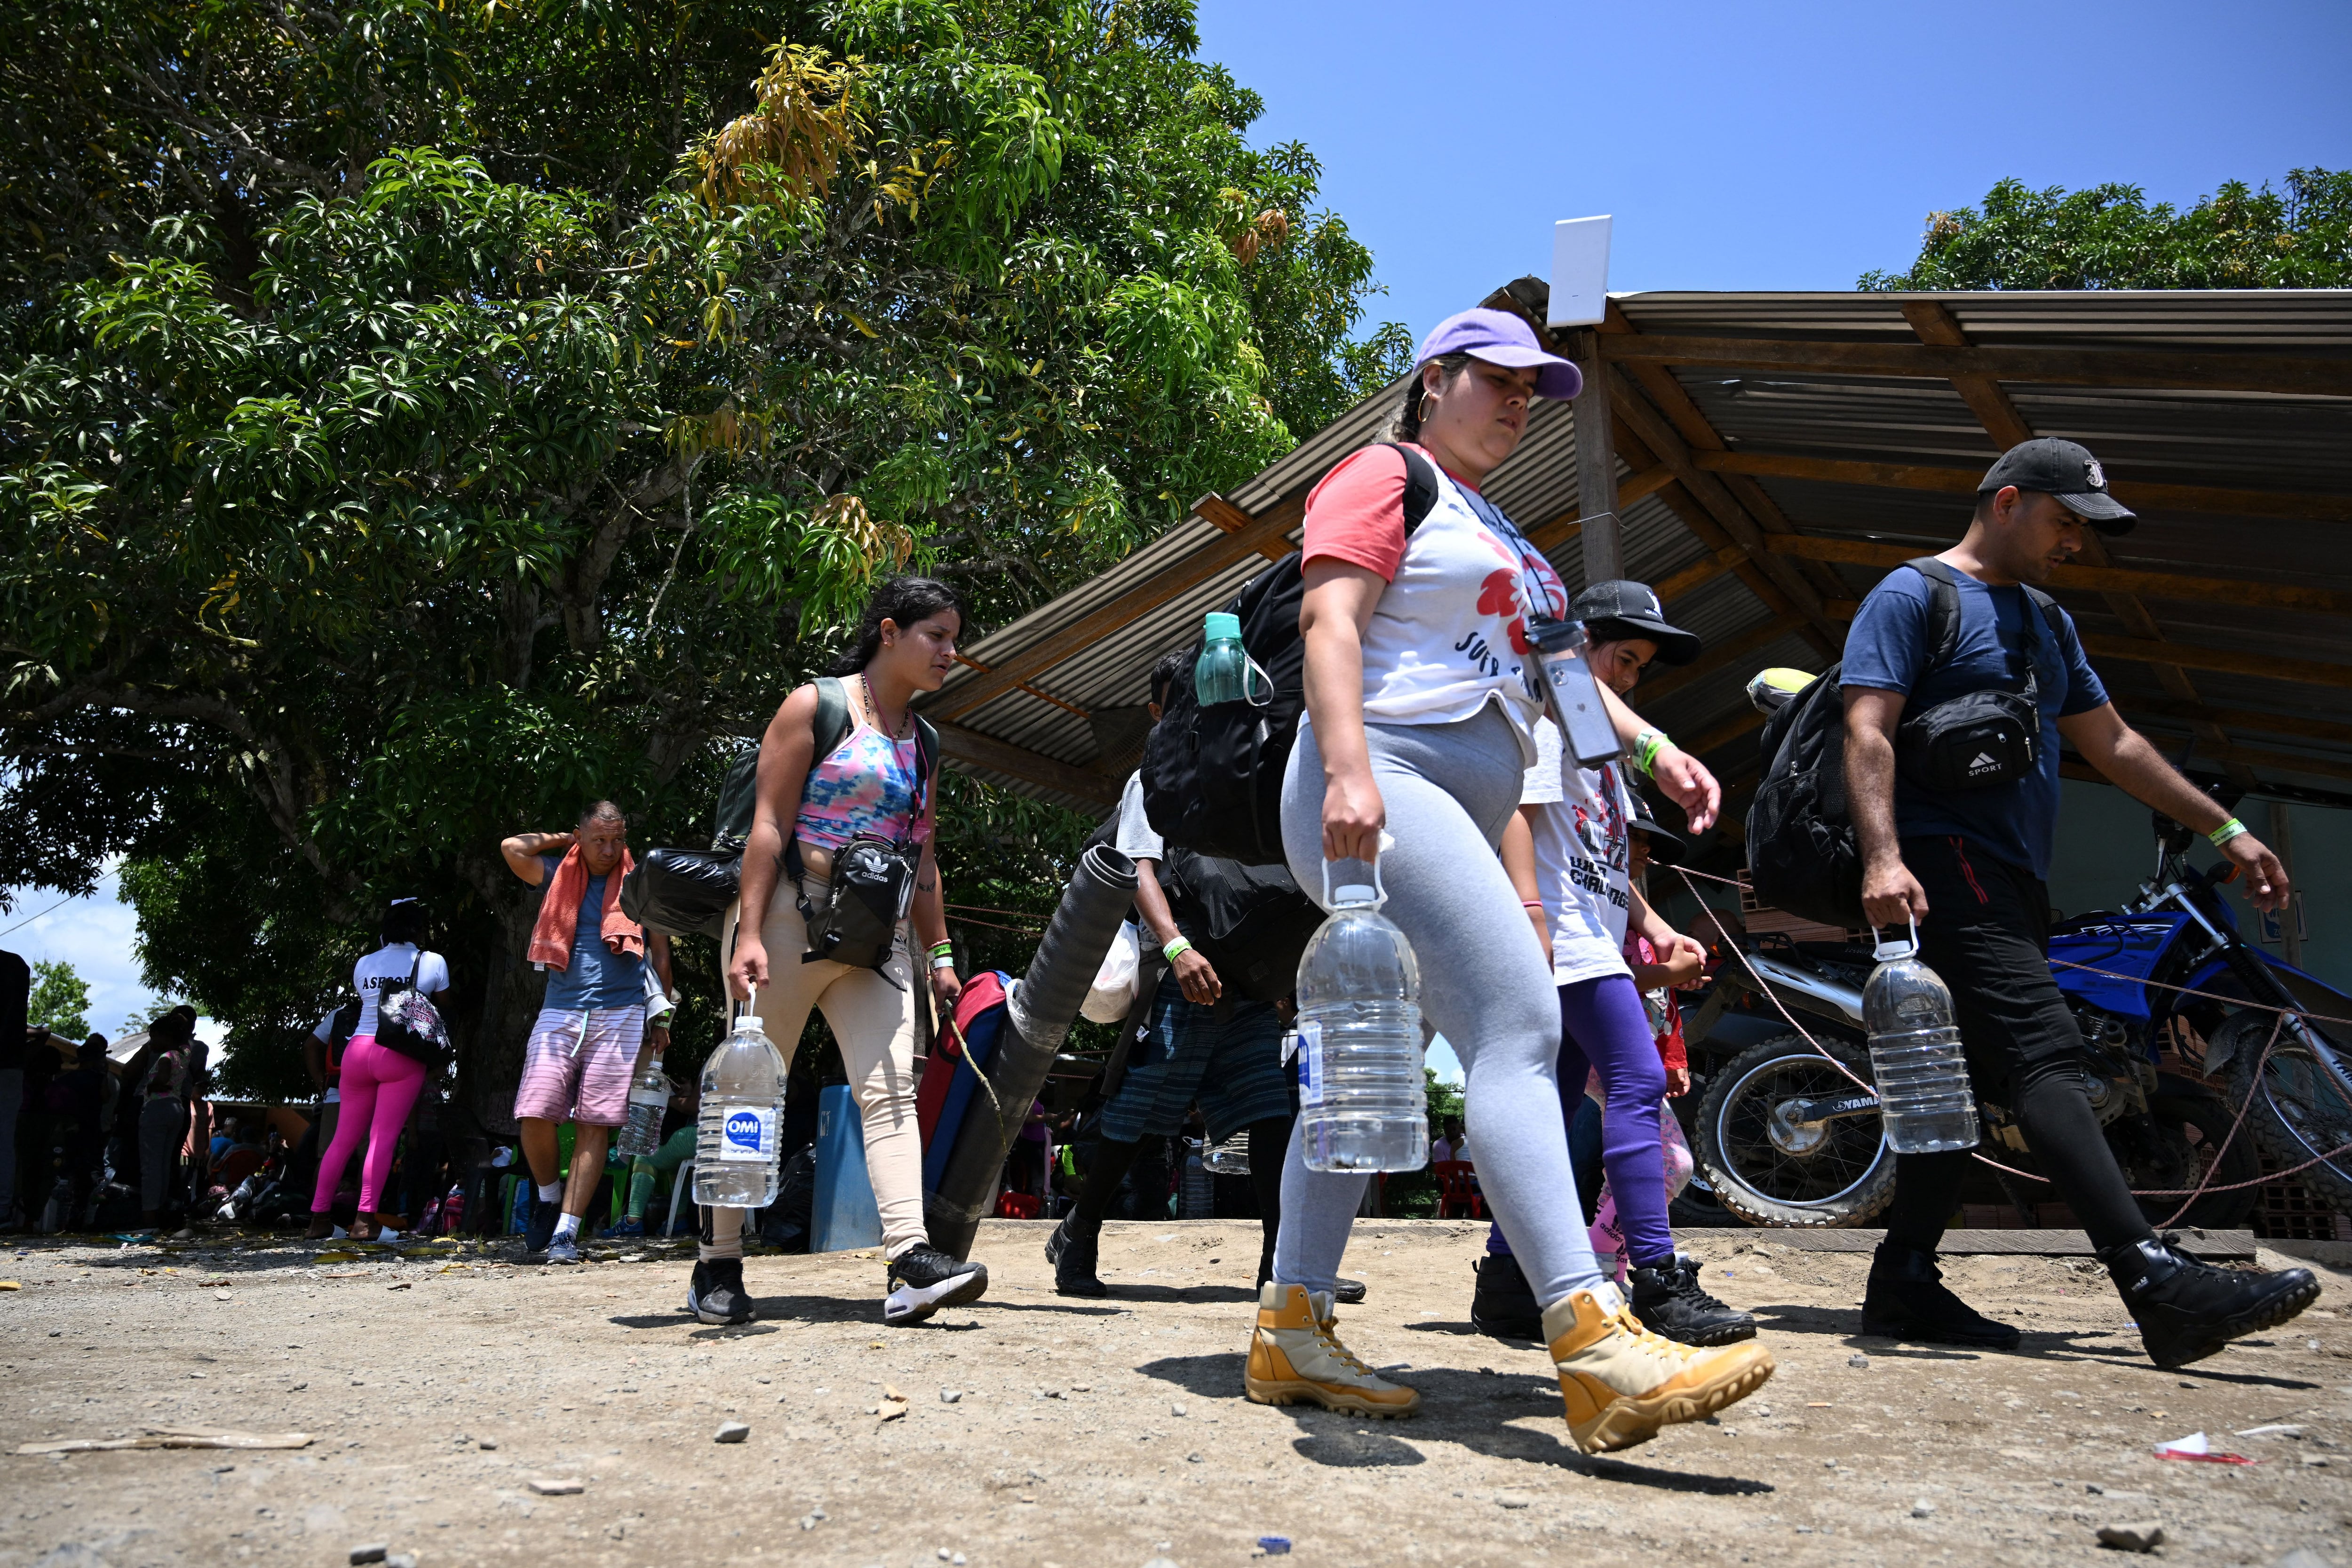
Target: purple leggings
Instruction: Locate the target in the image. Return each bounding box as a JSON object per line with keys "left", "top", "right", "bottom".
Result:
{"left": 1486, "top": 974, "right": 1673, "bottom": 1268}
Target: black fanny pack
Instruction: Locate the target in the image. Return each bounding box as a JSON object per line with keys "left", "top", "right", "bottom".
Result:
{"left": 1892, "top": 557, "right": 2054, "bottom": 794}
{"left": 790, "top": 833, "right": 918, "bottom": 979}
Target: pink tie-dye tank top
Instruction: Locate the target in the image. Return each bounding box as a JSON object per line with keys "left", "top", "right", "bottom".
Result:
{"left": 795, "top": 721, "right": 930, "bottom": 850}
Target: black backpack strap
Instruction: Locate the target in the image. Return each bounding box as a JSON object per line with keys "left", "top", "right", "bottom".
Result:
{"left": 784, "top": 677, "right": 853, "bottom": 893}
{"left": 912, "top": 714, "right": 939, "bottom": 828}
{"left": 1379, "top": 441, "right": 1440, "bottom": 535}
{"left": 1901, "top": 557, "right": 1966, "bottom": 673}
{"left": 2023, "top": 583, "right": 2065, "bottom": 642}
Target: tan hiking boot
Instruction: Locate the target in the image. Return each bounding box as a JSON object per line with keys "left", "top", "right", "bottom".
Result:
{"left": 1545, "top": 1280, "right": 1774, "bottom": 1453}
{"left": 1244, "top": 1281, "right": 1420, "bottom": 1418}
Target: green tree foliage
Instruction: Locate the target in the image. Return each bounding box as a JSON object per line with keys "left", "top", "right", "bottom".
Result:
{"left": 1, "top": 0, "right": 1408, "bottom": 1115}
{"left": 28, "top": 959, "right": 92, "bottom": 1040}
{"left": 1861, "top": 169, "right": 2352, "bottom": 290}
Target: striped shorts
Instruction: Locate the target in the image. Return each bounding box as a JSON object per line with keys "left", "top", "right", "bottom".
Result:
{"left": 513, "top": 1006, "right": 645, "bottom": 1128}
{"left": 1100, "top": 974, "right": 1293, "bottom": 1145}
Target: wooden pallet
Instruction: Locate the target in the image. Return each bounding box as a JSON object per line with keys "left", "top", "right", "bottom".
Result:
{"left": 1734, "top": 1226, "right": 2256, "bottom": 1262}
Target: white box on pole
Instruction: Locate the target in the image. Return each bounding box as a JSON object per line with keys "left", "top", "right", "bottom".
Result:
{"left": 1548, "top": 215, "right": 1612, "bottom": 327}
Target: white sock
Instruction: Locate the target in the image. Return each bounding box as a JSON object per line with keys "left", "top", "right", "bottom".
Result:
{"left": 536, "top": 1182, "right": 561, "bottom": 1204}
{"left": 553, "top": 1212, "right": 581, "bottom": 1242}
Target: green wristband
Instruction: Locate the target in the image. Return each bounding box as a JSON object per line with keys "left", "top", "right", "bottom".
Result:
{"left": 1634, "top": 729, "right": 1670, "bottom": 775}
{"left": 2208, "top": 817, "right": 2249, "bottom": 848}
{"left": 1162, "top": 936, "right": 1194, "bottom": 963}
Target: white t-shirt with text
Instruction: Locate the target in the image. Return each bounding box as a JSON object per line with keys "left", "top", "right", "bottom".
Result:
{"left": 352, "top": 943, "right": 451, "bottom": 1037}
{"left": 1520, "top": 717, "right": 1635, "bottom": 985}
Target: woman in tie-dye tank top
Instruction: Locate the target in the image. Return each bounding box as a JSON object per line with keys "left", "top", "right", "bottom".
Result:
{"left": 698, "top": 577, "right": 990, "bottom": 1333}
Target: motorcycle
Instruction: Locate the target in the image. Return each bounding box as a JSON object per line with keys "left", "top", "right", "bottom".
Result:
{"left": 1688, "top": 811, "right": 2352, "bottom": 1230}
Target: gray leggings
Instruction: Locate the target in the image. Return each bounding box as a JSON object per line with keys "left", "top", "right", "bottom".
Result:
{"left": 1276, "top": 704, "right": 1602, "bottom": 1307}
{"left": 140, "top": 1098, "right": 186, "bottom": 1214}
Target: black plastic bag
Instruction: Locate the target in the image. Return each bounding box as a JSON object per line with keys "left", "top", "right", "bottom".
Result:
{"left": 620, "top": 847, "right": 742, "bottom": 939}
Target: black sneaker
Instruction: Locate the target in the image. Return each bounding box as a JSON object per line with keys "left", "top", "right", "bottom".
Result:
{"left": 1046, "top": 1216, "right": 1106, "bottom": 1297}
{"left": 523, "top": 1198, "right": 559, "bottom": 1259}
{"left": 1630, "top": 1254, "right": 1757, "bottom": 1346}
{"left": 2103, "top": 1234, "right": 2320, "bottom": 1370}
{"left": 886, "top": 1243, "right": 989, "bottom": 1325}
{"left": 686, "top": 1258, "right": 755, "bottom": 1326}
{"left": 1470, "top": 1252, "right": 1543, "bottom": 1341}
{"left": 1861, "top": 1241, "right": 2020, "bottom": 1349}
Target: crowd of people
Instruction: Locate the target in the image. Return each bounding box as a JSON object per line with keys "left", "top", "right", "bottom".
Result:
{"left": 6, "top": 305, "right": 2329, "bottom": 1460}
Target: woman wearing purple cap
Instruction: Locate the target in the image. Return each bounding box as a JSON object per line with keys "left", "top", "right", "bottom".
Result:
{"left": 1241, "top": 309, "right": 1773, "bottom": 1454}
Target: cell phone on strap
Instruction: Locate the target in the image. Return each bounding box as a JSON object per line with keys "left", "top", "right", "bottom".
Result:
{"left": 1527, "top": 616, "right": 1624, "bottom": 765}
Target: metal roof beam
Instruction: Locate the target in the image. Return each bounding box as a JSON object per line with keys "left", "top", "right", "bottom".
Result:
{"left": 933, "top": 721, "right": 1122, "bottom": 808}
{"left": 1690, "top": 450, "right": 2352, "bottom": 525}
{"left": 1762, "top": 534, "right": 2352, "bottom": 617}
{"left": 1596, "top": 332, "right": 2352, "bottom": 398}
{"left": 925, "top": 483, "right": 1310, "bottom": 722}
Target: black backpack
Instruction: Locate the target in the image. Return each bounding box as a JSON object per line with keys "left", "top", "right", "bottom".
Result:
{"left": 1140, "top": 443, "right": 1442, "bottom": 864}
{"left": 1746, "top": 558, "right": 2064, "bottom": 929}
{"left": 1159, "top": 849, "right": 1323, "bottom": 1003}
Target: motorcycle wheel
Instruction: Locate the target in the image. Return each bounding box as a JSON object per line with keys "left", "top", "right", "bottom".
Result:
{"left": 1694, "top": 1034, "right": 1896, "bottom": 1229}
{"left": 2222, "top": 1010, "right": 2352, "bottom": 1212}
{"left": 2111, "top": 1072, "right": 2261, "bottom": 1230}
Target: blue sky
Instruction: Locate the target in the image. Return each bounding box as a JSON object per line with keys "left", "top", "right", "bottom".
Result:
{"left": 1194, "top": 0, "right": 2352, "bottom": 340}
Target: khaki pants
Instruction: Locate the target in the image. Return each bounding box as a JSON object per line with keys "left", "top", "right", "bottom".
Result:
{"left": 719, "top": 882, "right": 926, "bottom": 1258}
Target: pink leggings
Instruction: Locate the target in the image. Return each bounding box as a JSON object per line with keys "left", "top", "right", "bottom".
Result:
{"left": 310, "top": 1037, "right": 427, "bottom": 1216}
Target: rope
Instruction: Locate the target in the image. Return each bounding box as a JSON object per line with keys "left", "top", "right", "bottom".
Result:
{"left": 1667, "top": 864, "right": 2352, "bottom": 1208}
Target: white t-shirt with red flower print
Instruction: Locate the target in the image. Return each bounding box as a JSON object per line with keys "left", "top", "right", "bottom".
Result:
{"left": 1299, "top": 442, "right": 1568, "bottom": 762}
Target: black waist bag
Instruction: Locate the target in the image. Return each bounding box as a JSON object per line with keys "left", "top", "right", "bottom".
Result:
{"left": 1893, "top": 557, "right": 2053, "bottom": 795}
{"left": 795, "top": 833, "right": 917, "bottom": 977}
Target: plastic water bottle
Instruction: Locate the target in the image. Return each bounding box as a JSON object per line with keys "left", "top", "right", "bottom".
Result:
{"left": 1202, "top": 1132, "right": 1252, "bottom": 1175}
{"left": 692, "top": 1008, "right": 788, "bottom": 1207}
{"left": 616, "top": 1055, "right": 670, "bottom": 1161}
{"left": 1194, "top": 612, "right": 1271, "bottom": 706}
{"left": 1863, "top": 921, "right": 1980, "bottom": 1154}
{"left": 1294, "top": 848, "right": 1427, "bottom": 1172}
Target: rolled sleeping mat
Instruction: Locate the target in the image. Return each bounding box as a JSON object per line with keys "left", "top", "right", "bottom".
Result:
{"left": 927, "top": 842, "right": 1136, "bottom": 1260}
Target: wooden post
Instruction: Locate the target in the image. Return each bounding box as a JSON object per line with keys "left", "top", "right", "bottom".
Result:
{"left": 1569, "top": 330, "right": 1622, "bottom": 583}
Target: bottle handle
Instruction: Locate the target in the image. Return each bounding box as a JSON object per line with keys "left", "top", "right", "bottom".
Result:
{"left": 1871, "top": 916, "right": 1920, "bottom": 963}
{"left": 1242, "top": 655, "right": 1275, "bottom": 708}
{"left": 1319, "top": 831, "right": 1395, "bottom": 909}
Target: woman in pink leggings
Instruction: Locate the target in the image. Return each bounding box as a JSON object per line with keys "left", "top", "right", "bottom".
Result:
{"left": 309, "top": 899, "right": 451, "bottom": 1242}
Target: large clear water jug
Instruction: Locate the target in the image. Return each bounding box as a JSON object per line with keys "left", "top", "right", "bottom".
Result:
{"left": 616, "top": 1054, "right": 671, "bottom": 1160}
{"left": 693, "top": 1005, "right": 788, "bottom": 1207}
{"left": 1295, "top": 849, "right": 1427, "bottom": 1173}
{"left": 1194, "top": 611, "right": 1272, "bottom": 706}
{"left": 1862, "top": 922, "right": 1979, "bottom": 1154}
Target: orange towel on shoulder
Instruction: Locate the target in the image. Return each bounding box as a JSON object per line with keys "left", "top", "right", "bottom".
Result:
{"left": 527, "top": 844, "right": 646, "bottom": 971}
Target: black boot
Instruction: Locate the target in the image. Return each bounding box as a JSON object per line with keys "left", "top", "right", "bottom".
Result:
{"left": 1470, "top": 1252, "right": 1543, "bottom": 1341}
{"left": 1630, "top": 1254, "right": 1757, "bottom": 1346}
{"left": 2102, "top": 1234, "right": 2320, "bottom": 1369}
{"left": 1861, "top": 1240, "right": 2020, "bottom": 1349}
{"left": 1046, "top": 1214, "right": 1105, "bottom": 1297}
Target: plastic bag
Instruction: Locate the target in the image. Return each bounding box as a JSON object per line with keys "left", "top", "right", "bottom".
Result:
{"left": 1080, "top": 921, "right": 1142, "bottom": 1023}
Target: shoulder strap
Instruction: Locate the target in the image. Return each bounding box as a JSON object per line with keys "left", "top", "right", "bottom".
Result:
{"left": 2023, "top": 583, "right": 2064, "bottom": 642}
{"left": 912, "top": 715, "right": 939, "bottom": 824}
{"left": 1380, "top": 441, "right": 1441, "bottom": 535}
{"left": 1901, "top": 558, "right": 1965, "bottom": 673}
{"left": 810, "top": 676, "right": 853, "bottom": 765}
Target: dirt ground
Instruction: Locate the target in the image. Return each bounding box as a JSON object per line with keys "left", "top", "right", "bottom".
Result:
{"left": 3, "top": 1219, "right": 2347, "bottom": 1568}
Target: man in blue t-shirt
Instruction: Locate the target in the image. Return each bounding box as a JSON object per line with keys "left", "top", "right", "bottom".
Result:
{"left": 1841, "top": 438, "right": 2314, "bottom": 1369}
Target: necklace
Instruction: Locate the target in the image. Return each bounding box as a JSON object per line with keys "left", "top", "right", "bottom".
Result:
{"left": 860, "top": 670, "right": 911, "bottom": 743}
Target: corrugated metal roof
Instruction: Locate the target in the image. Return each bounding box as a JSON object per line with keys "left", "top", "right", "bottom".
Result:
{"left": 926, "top": 287, "right": 2352, "bottom": 814}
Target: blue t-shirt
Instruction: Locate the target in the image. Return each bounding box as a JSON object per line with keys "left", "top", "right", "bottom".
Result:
{"left": 539, "top": 854, "right": 648, "bottom": 1010}
{"left": 1840, "top": 564, "right": 2108, "bottom": 881}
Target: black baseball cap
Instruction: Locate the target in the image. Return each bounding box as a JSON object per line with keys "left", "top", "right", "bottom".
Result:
{"left": 1572, "top": 580, "right": 1702, "bottom": 666}
{"left": 1628, "top": 808, "right": 1685, "bottom": 867}
{"left": 1979, "top": 438, "right": 2136, "bottom": 535}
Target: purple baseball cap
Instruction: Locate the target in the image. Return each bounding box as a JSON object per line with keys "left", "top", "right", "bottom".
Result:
{"left": 1417, "top": 309, "right": 1583, "bottom": 399}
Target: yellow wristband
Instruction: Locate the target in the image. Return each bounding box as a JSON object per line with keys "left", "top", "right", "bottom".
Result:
{"left": 2208, "top": 817, "right": 2249, "bottom": 848}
